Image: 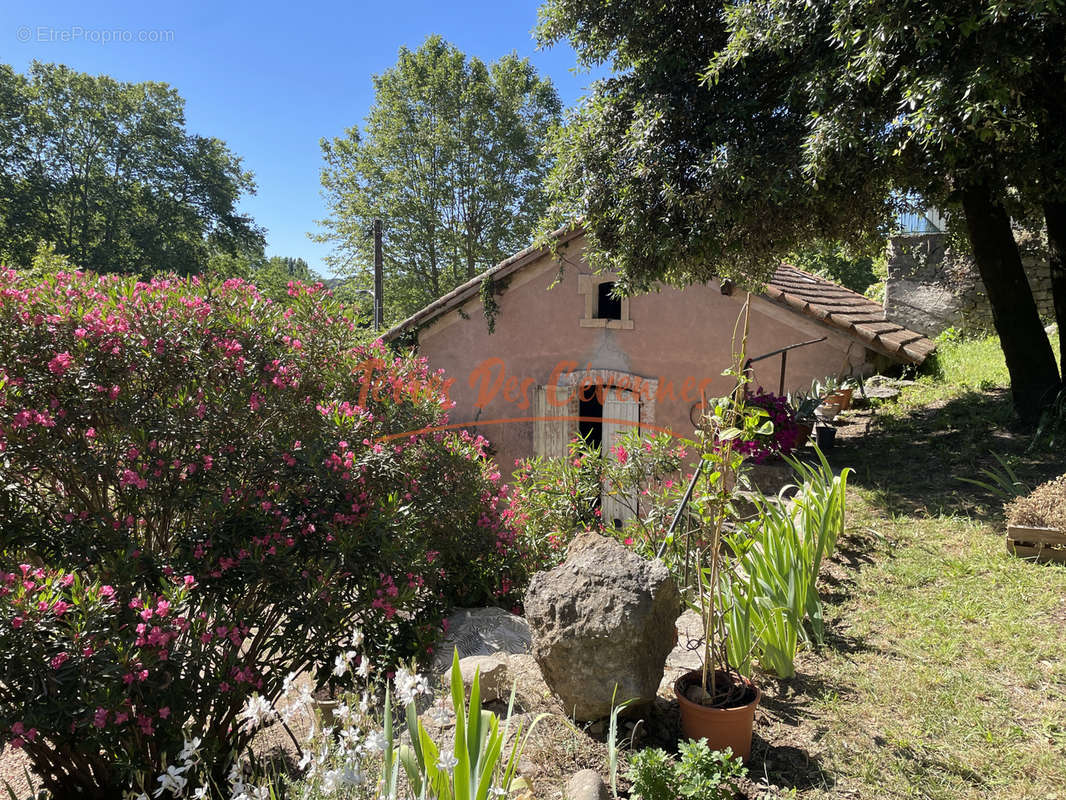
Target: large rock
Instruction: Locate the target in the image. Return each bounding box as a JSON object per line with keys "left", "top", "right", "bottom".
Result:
{"left": 458, "top": 655, "right": 511, "bottom": 704}
{"left": 524, "top": 534, "right": 681, "bottom": 721}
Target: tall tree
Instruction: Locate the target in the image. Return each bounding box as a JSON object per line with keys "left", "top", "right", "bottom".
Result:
{"left": 537, "top": 0, "right": 1064, "bottom": 422}
{"left": 316, "top": 36, "right": 561, "bottom": 321}
{"left": 0, "top": 62, "right": 262, "bottom": 276}
{"left": 207, "top": 248, "right": 320, "bottom": 302}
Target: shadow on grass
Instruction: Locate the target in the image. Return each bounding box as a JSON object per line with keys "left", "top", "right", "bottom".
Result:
{"left": 749, "top": 736, "right": 833, "bottom": 794}
{"left": 872, "top": 737, "right": 989, "bottom": 791}
{"left": 831, "top": 389, "right": 1064, "bottom": 522}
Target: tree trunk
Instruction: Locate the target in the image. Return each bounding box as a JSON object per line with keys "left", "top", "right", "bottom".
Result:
{"left": 960, "top": 182, "right": 1061, "bottom": 424}
{"left": 1044, "top": 200, "right": 1066, "bottom": 380}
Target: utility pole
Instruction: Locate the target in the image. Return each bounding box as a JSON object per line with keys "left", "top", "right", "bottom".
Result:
{"left": 373, "top": 219, "right": 383, "bottom": 331}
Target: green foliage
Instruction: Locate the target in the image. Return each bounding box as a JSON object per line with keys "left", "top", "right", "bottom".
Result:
{"left": 507, "top": 430, "right": 688, "bottom": 573}
{"left": 0, "top": 62, "right": 262, "bottom": 276}
{"left": 536, "top": 0, "right": 1064, "bottom": 419}
{"left": 207, "top": 248, "right": 323, "bottom": 303}
{"left": 535, "top": 2, "right": 892, "bottom": 294}
{"left": 396, "top": 649, "right": 541, "bottom": 800}
{"left": 606, "top": 687, "right": 634, "bottom": 798}
{"left": 677, "top": 740, "right": 748, "bottom": 800}
{"left": 626, "top": 747, "right": 674, "bottom": 800}
{"left": 722, "top": 450, "right": 851, "bottom": 678}
{"left": 786, "top": 240, "right": 885, "bottom": 296}
{"left": 958, "top": 452, "right": 1030, "bottom": 502}
{"left": 627, "top": 741, "right": 746, "bottom": 800}
{"left": 317, "top": 36, "right": 561, "bottom": 322}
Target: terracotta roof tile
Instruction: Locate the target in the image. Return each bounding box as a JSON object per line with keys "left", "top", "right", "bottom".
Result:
{"left": 767, "top": 264, "right": 934, "bottom": 364}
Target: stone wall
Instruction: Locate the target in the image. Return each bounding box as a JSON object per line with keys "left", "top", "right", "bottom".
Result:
{"left": 885, "top": 232, "right": 1055, "bottom": 336}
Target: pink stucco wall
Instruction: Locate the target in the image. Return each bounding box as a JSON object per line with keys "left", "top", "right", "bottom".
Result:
{"left": 412, "top": 237, "right": 872, "bottom": 475}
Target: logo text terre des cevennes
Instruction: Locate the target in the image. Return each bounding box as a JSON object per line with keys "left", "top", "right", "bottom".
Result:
{"left": 353, "top": 357, "right": 718, "bottom": 412}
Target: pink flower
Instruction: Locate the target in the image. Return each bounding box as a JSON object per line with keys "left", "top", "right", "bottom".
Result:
{"left": 47, "top": 351, "right": 73, "bottom": 375}
{"left": 50, "top": 652, "right": 70, "bottom": 669}
{"left": 11, "top": 616, "right": 23, "bottom": 629}
{"left": 119, "top": 469, "right": 148, "bottom": 490}
{"left": 99, "top": 585, "right": 115, "bottom": 600}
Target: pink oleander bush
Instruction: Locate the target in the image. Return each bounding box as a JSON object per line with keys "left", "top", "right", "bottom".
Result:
{"left": 0, "top": 269, "right": 520, "bottom": 797}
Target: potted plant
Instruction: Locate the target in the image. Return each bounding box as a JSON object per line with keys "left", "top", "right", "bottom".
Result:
{"left": 788, "top": 388, "right": 820, "bottom": 446}
{"left": 815, "top": 423, "right": 837, "bottom": 451}
{"left": 675, "top": 300, "right": 762, "bottom": 761}
{"left": 817, "top": 375, "right": 856, "bottom": 411}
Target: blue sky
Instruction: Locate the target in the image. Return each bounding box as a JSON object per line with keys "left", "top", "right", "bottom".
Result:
{"left": 1, "top": 0, "right": 603, "bottom": 276}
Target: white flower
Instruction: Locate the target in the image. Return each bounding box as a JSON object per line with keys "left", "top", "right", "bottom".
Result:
{"left": 490, "top": 786, "right": 508, "bottom": 797}
{"left": 333, "top": 650, "right": 358, "bottom": 677}
{"left": 192, "top": 789, "right": 209, "bottom": 800}
{"left": 351, "top": 628, "right": 364, "bottom": 648}
{"left": 363, "top": 729, "right": 386, "bottom": 754}
{"left": 437, "top": 752, "right": 459, "bottom": 773}
{"left": 238, "top": 694, "right": 275, "bottom": 734}
{"left": 153, "top": 764, "right": 188, "bottom": 797}
{"left": 338, "top": 725, "right": 363, "bottom": 753}
{"left": 333, "top": 702, "right": 355, "bottom": 725}
{"left": 281, "top": 671, "right": 300, "bottom": 696}
{"left": 322, "top": 766, "right": 364, "bottom": 793}
{"left": 426, "top": 698, "right": 455, "bottom": 726}
{"left": 393, "top": 666, "right": 430, "bottom": 706}
{"left": 179, "top": 737, "right": 202, "bottom": 765}
{"left": 356, "top": 657, "right": 372, "bottom": 679}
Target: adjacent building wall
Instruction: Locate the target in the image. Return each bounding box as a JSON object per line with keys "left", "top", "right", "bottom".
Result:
{"left": 413, "top": 237, "right": 874, "bottom": 474}
{"left": 885, "top": 232, "right": 1055, "bottom": 336}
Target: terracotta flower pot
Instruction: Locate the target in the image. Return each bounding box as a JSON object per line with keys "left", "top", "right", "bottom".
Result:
{"left": 825, "top": 388, "right": 853, "bottom": 410}
{"left": 674, "top": 669, "right": 761, "bottom": 762}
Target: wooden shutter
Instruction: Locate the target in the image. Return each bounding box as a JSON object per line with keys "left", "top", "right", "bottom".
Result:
{"left": 601, "top": 390, "right": 641, "bottom": 526}
{"left": 533, "top": 385, "right": 568, "bottom": 459}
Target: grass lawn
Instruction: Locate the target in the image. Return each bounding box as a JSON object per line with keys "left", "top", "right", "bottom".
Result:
{"left": 749, "top": 334, "right": 1066, "bottom": 800}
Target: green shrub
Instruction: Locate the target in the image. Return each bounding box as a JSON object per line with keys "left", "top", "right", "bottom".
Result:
{"left": 506, "top": 430, "right": 689, "bottom": 571}
{"left": 627, "top": 740, "right": 746, "bottom": 800}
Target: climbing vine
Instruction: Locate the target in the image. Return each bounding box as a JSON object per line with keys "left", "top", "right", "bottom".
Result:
{"left": 479, "top": 274, "right": 511, "bottom": 334}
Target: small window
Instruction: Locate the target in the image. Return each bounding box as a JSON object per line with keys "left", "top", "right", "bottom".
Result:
{"left": 597, "top": 281, "right": 622, "bottom": 320}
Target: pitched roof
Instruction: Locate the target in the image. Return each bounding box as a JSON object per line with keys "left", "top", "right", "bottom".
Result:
{"left": 766, "top": 264, "right": 935, "bottom": 364}
{"left": 385, "top": 227, "right": 935, "bottom": 365}
{"left": 384, "top": 225, "right": 584, "bottom": 342}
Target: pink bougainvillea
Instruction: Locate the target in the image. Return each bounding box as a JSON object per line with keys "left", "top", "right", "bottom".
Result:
{"left": 732, "top": 388, "right": 808, "bottom": 463}
{"left": 0, "top": 269, "right": 521, "bottom": 795}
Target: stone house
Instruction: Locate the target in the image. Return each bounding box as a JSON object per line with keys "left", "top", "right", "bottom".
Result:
{"left": 385, "top": 228, "right": 933, "bottom": 521}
